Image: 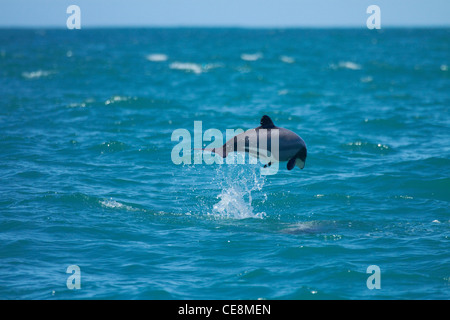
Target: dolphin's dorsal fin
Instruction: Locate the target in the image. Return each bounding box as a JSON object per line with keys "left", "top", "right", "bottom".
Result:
{"left": 260, "top": 115, "right": 275, "bottom": 129}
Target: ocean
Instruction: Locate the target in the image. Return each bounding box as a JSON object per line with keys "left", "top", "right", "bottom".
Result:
{"left": 0, "top": 28, "right": 449, "bottom": 299}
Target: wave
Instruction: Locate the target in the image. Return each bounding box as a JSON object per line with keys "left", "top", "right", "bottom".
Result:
{"left": 100, "top": 199, "right": 138, "bottom": 211}
{"left": 202, "top": 63, "right": 224, "bottom": 71}
{"left": 280, "top": 55, "right": 295, "bottom": 64}
{"left": 343, "top": 141, "right": 391, "bottom": 154}
{"left": 281, "top": 221, "right": 334, "bottom": 234}
{"left": 67, "top": 98, "right": 95, "bottom": 108}
{"left": 330, "top": 61, "right": 362, "bottom": 70}
{"left": 360, "top": 76, "right": 373, "bottom": 83}
{"left": 169, "top": 62, "right": 223, "bottom": 74}
{"left": 169, "top": 62, "right": 203, "bottom": 74}
{"left": 241, "top": 53, "right": 262, "bottom": 61}
{"left": 22, "top": 70, "right": 54, "bottom": 79}
{"left": 146, "top": 53, "right": 168, "bottom": 62}
{"left": 91, "top": 140, "right": 129, "bottom": 153}
{"left": 104, "top": 95, "right": 136, "bottom": 105}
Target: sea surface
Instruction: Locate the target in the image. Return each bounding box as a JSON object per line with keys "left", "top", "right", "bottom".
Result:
{"left": 0, "top": 28, "right": 449, "bottom": 299}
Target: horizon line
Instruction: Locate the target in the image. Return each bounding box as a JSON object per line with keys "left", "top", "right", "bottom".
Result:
{"left": 0, "top": 24, "right": 449, "bottom": 29}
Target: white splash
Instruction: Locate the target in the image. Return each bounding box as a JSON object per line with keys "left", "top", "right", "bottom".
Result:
{"left": 208, "top": 154, "right": 267, "bottom": 219}
{"left": 146, "top": 53, "right": 168, "bottom": 62}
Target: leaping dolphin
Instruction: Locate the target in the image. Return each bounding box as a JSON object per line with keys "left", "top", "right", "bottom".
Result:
{"left": 206, "top": 115, "right": 307, "bottom": 171}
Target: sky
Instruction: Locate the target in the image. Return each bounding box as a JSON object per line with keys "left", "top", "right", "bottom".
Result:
{"left": 0, "top": 0, "right": 449, "bottom": 28}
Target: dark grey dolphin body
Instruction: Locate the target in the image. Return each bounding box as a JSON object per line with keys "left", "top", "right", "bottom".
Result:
{"left": 209, "top": 115, "right": 307, "bottom": 170}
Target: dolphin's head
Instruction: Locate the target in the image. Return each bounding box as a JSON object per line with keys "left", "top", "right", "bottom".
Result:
{"left": 287, "top": 145, "right": 307, "bottom": 170}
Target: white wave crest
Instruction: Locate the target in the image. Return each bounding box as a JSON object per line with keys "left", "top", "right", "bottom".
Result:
{"left": 22, "top": 70, "right": 54, "bottom": 79}
{"left": 330, "top": 61, "right": 362, "bottom": 70}
{"left": 104, "top": 95, "right": 136, "bottom": 105}
{"left": 146, "top": 53, "right": 168, "bottom": 62}
{"left": 241, "top": 53, "right": 263, "bottom": 61}
{"left": 169, "top": 62, "right": 203, "bottom": 74}
{"left": 280, "top": 55, "right": 295, "bottom": 64}
{"left": 100, "top": 199, "right": 137, "bottom": 211}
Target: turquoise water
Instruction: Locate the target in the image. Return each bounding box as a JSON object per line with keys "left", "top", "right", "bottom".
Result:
{"left": 0, "top": 28, "right": 449, "bottom": 299}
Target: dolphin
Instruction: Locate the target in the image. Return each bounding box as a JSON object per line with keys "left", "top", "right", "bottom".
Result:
{"left": 207, "top": 115, "right": 307, "bottom": 170}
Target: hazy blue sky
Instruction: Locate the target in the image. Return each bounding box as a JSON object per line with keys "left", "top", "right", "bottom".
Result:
{"left": 1, "top": 0, "right": 449, "bottom": 27}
